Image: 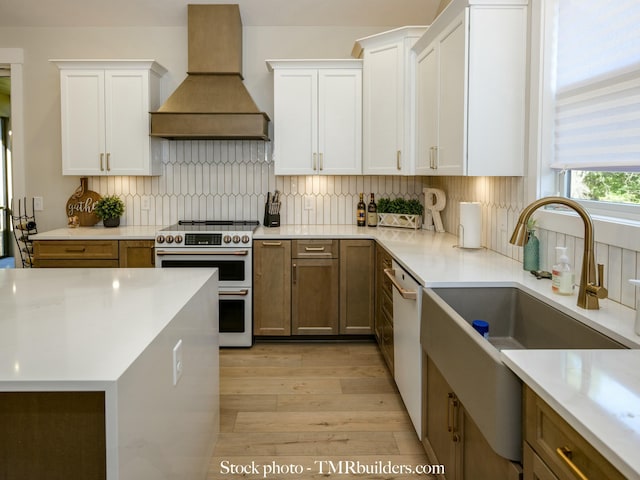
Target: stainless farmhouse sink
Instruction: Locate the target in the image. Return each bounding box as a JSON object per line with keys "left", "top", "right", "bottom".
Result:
{"left": 421, "top": 286, "right": 626, "bottom": 462}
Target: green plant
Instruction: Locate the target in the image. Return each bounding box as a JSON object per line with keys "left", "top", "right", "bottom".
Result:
{"left": 93, "top": 195, "right": 125, "bottom": 220}
{"left": 377, "top": 197, "right": 424, "bottom": 216}
{"left": 526, "top": 218, "right": 537, "bottom": 232}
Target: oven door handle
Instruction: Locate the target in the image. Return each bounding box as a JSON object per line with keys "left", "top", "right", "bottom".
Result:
{"left": 156, "top": 250, "right": 249, "bottom": 256}
{"left": 219, "top": 289, "right": 250, "bottom": 296}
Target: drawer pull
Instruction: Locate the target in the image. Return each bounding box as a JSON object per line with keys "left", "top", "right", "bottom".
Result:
{"left": 556, "top": 446, "right": 589, "bottom": 480}
{"left": 219, "top": 289, "right": 249, "bottom": 297}
{"left": 304, "top": 246, "right": 326, "bottom": 252}
{"left": 383, "top": 268, "right": 417, "bottom": 300}
{"left": 65, "top": 247, "right": 86, "bottom": 253}
{"left": 262, "top": 242, "right": 282, "bottom": 246}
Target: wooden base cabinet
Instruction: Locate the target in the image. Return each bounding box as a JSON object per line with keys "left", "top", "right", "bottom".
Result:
{"left": 340, "top": 239, "right": 375, "bottom": 335}
{"left": 423, "top": 355, "right": 522, "bottom": 480}
{"left": 292, "top": 240, "right": 339, "bottom": 335}
{"left": 33, "top": 240, "right": 154, "bottom": 268}
{"left": 253, "top": 240, "right": 292, "bottom": 336}
{"left": 375, "top": 245, "right": 394, "bottom": 371}
{"left": 523, "top": 386, "right": 625, "bottom": 480}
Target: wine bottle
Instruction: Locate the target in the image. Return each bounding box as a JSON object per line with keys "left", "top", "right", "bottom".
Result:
{"left": 357, "top": 193, "right": 366, "bottom": 227}
{"left": 367, "top": 193, "right": 377, "bottom": 227}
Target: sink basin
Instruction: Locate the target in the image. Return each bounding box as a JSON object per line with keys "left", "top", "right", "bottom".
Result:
{"left": 421, "top": 286, "right": 626, "bottom": 462}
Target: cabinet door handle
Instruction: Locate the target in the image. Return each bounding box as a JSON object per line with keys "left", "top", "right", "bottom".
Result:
{"left": 434, "top": 146, "right": 438, "bottom": 170}
{"left": 383, "top": 268, "right": 417, "bottom": 300}
{"left": 429, "top": 147, "right": 435, "bottom": 169}
{"left": 396, "top": 150, "right": 402, "bottom": 170}
{"left": 262, "top": 241, "right": 282, "bottom": 247}
{"left": 106, "top": 152, "right": 111, "bottom": 172}
{"left": 65, "top": 247, "right": 86, "bottom": 253}
{"left": 100, "top": 153, "right": 105, "bottom": 171}
{"left": 313, "top": 153, "right": 317, "bottom": 171}
{"left": 304, "top": 246, "right": 325, "bottom": 252}
{"left": 556, "top": 447, "right": 589, "bottom": 480}
{"left": 319, "top": 152, "right": 324, "bottom": 171}
{"left": 292, "top": 263, "right": 297, "bottom": 284}
{"left": 219, "top": 289, "right": 249, "bottom": 297}
{"left": 447, "top": 392, "right": 454, "bottom": 432}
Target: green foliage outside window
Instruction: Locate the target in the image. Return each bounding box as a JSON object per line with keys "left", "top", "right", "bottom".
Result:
{"left": 570, "top": 171, "right": 640, "bottom": 205}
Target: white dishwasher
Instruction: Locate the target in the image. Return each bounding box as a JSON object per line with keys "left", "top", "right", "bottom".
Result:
{"left": 386, "top": 260, "right": 422, "bottom": 438}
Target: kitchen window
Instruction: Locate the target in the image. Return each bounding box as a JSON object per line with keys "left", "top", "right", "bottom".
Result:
{"left": 536, "top": 0, "right": 640, "bottom": 225}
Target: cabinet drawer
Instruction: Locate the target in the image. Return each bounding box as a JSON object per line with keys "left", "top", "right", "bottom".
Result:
{"left": 524, "top": 386, "right": 625, "bottom": 480}
{"left": 34, "top": 241, "right": 119, "bottom": 260}
{"left": 35, "top": 259, "right": 120, "bottom": 268}
{"left": 292, "top": 239, "right": 339, "bottom": 258}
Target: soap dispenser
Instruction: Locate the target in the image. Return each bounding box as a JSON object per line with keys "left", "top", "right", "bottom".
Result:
{"left": 630, "top": 279, "right": 640, "bottom": 335}
{"left": 552, "top": 246, "right": 573, "bottom": 295}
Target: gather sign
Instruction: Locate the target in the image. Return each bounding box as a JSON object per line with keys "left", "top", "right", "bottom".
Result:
{"left": 66, "top": 177, "right": 102, "bottom": 226}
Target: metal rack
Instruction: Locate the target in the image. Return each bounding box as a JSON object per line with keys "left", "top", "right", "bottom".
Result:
{"left": 10, "top": 198, "right": 38, "bottom": 268}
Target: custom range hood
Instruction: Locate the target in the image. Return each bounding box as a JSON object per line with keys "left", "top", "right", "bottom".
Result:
{"left": 150, "top": 4, "right": 270, "bottom": 140}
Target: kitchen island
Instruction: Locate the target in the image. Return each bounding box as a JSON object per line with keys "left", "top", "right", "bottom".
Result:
{"left": 0, "top": 267, "right": 219, "bottom": 480}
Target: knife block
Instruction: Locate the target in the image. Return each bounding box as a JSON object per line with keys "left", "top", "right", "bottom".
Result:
{"left": 263, "top": 212, "right": 280, "bottom": 227}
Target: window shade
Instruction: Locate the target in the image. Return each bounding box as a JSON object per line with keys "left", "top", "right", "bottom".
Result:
{"left": 550, "top": 0, "right": 640, "bottom": 171}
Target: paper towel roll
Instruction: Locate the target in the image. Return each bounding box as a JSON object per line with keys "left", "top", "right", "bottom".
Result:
{"left": 459, "top": 202, "right": 482, "bottom": 249}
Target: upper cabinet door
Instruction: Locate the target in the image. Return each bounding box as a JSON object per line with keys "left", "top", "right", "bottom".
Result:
{"left": 412, "top": 1, "right": 527, "bottom": 177}
{"left": 356, "top": 26, "right": 428, "bottom": 175}
{"left": 268, "top": 60, "right": 363, "bottom": 176}
{"left": 59, "top": 70, "right": 106, "bottom": 176}
{"left": 105, "top": 70, "right": 153, "bottom": 176}
{"left": 272, "top": 68, "right": 318, "bottom": 175}
{"left": 318, "top": 69, "right": 362, "bottom": 175}
{"left": 53, "top": 60, "right": 166, "bottom": 176}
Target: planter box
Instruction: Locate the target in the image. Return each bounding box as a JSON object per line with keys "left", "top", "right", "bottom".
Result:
{"left": 377, "top": 213, "right": 422, "bottom": 230}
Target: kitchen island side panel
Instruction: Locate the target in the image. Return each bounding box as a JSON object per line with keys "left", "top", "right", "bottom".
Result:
{"left": 115, "top": 272, "right": 219, "bottom": 480}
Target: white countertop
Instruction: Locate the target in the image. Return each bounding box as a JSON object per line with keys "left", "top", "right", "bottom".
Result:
{"left": 502, "top": 350, "right": 640, "bottom": 479}
{"left": 0, "top": 268, "right": 217, "bottom": 389}
{"left": 30, "top": 225, "right": 161, "bottom": 240}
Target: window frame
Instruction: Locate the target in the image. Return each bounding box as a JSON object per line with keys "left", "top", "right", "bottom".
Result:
{"left": 529, "top": 0, "right": 640, "bottom": 248}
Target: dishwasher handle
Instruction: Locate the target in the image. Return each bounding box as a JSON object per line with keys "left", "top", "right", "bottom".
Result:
{"left": 384, "top": 268, "right": 417, "bottom": 300}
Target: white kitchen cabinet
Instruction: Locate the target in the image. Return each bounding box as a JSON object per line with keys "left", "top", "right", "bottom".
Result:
{"left": 267, "top": 60, "right": 362, "bottom": 176}
{"left": 413, "top": 0, "right": 528, "bottom": 176}
{"left": 353, "top": 26, "right": 427, "bottom": 175}
{"left": 52, "top": 60, "right": 167, "bottom": 176}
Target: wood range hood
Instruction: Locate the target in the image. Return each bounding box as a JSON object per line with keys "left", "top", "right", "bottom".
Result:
{"left": 150, "top": 4, "right": 270, "bottom": 140}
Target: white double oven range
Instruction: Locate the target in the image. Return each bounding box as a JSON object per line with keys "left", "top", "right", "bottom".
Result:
{"left": 155, "top": 220, "right": 258, "bottom": 347}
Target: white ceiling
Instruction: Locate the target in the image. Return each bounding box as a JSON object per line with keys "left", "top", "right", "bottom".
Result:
{"left": 1, "top": 0, "right": 443, "bottom": 27}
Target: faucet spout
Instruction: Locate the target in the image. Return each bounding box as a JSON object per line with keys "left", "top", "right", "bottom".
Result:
{"left": 510, "top": 196, "right": 607, "bottom": 309}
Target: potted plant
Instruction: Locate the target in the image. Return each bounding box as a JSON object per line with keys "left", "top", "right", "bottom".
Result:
{"left": 376, "top": 197, "right": 424, "bottom": 229}
{"left": 94, "top": 195, "right": 125, "bottom": 228}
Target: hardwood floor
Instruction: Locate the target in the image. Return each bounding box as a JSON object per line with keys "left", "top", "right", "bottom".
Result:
{"left": 209, "top": 341, "right": 436, "bottom": 479}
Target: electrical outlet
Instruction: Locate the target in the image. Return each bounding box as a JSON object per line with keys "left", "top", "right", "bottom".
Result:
{"left": 141, "top": 196, "right": 150, "bottom": 211}
{"left": 304, "top": 195, "right": 313, "bottom": 210}
{"left": 33, "top": 197, "right": 44, "bottom": 211}
{"left": 172, "top": 339, "right": 183, "bottom": 386}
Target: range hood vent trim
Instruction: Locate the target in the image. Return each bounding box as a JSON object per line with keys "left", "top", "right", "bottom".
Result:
{"left": 150, "top": 4, "right": 270, "bottom": 141}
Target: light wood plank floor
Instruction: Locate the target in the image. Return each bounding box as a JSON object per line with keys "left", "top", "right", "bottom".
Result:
{"left": 209, "top": 341, "right": 437, "bottom": 479}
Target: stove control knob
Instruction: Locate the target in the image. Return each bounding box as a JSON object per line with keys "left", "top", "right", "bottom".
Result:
{"left": 156, "top": 235, "right": 165, "bottom": 244}
{"left": 241, "top": 235, "right": 250, "bottom": 244}
{"left": 174, "top": 235, "right": 183, "bottom": 244}
{"left": 165, "top": 235, "right": 174, "bottom": 244}
{"left": 223, "top": 235, "right": 232, "bottom": 244}
{"left": 232, "top": 235, "right": 241, "bottom": 244}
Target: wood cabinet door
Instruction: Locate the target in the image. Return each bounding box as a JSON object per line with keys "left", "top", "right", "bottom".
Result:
{"left": 118, "top": 240, "right": 155, "bottom": 268}
{"left": 425, "top": 356, "right": 459, "bottom": 477}
{"left": 253, "top": 240, "right": 292, "bottom": 336}
{"left": 291, "top": 258, "right": 339, "bottom": 335}
{"left": 339, "top": 240, "right": 374, "bottom": 334}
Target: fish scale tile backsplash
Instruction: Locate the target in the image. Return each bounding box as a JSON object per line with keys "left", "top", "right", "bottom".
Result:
{"left": 88, "top": 140, "right": 638, "bottom": 309}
